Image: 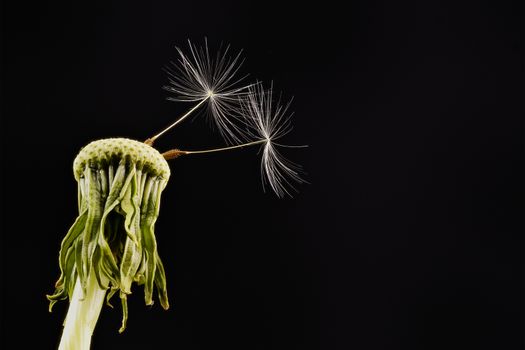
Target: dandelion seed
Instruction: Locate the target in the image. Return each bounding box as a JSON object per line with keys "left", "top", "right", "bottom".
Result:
{"left": 161, "top": 83, "right": 307, "bottom": 198}
{"left": 163, "top": 38, "right": 253, "bottom": 144}
{"left": 241, "top": 83, "right": 307, "bottom": 198}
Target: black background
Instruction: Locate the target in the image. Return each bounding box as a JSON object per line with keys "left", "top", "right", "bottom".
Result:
{"left": 1, "top": 1, "right": 523, "bottom": 349}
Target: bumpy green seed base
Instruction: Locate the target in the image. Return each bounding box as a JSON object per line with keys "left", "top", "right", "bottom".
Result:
{"left": 73, "top": 138, "right": 170, "bottom": 180}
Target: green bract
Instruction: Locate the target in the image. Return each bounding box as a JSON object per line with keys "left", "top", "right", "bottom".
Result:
{"left": 48, "top": 138, "right": 171, "bottom": 332}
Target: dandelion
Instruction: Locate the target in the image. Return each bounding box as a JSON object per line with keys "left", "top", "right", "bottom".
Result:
{"left": 47, "top": 139, "right": 171, "bottom": 349}
{"left": 48, "top": 40, "right": 306, "bottom": 350}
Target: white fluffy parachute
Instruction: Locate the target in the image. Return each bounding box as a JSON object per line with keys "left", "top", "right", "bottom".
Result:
{"left": 152, "top": 39, "right": 307, "bottom": 197}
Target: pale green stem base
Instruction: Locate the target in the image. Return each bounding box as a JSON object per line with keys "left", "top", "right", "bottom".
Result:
{"left": 59, "top": 273, "right": 106, "bottom": 350}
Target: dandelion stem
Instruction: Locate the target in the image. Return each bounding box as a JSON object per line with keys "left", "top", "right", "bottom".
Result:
{"left": 59, "top": 273, "right": 106, "bottom": 350}
{"left": 162, "top": 139, "right": 268, "bottom": 160}
{"left": 145, "top": 96, "right": 210, "bottom": 146}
